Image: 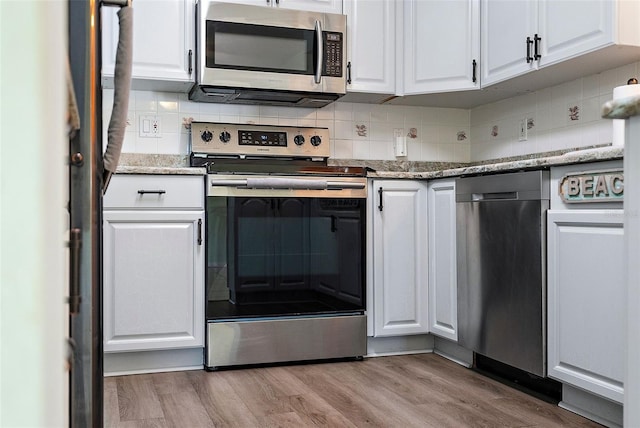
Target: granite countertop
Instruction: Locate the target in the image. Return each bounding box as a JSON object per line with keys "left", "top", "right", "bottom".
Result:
{"left": 115, "top": 154, "right": 206, "bottom": 175}
{"left": 116, "top": 165, "right": 206, "bottom": 175}
{"left": 115, "top": 146, "right": 623, "bottom": 180}
{"left": 351, "top": 145, "right": 623, "bottom": 179}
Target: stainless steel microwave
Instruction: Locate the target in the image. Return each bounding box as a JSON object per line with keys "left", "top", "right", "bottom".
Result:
{"left": 189, "top": 1, "right": 347, "bottom": 108}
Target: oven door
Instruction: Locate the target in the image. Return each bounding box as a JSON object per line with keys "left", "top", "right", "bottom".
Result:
{"left": 206, "top": 175, "right": 366, "bottom": 320}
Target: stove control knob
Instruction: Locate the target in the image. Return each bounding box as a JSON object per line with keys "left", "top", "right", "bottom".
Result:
{"left": 201, "top": 130, "right": 213, "bottom": 143}
{"left": 294, "top": 135, "right": 305, "bottom": 146}
{"left": 219, "top": 131, "right": 231, "bottom": 143}
{"left": 310, "top": 135, "right": 322, "bottom": 147}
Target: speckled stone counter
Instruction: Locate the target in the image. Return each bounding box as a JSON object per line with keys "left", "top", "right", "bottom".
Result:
{"left": 115, "top": 147, "right": 622, "bottom": 179}
{"left": 362, "top": 146, "right": 623, "bottom": 179}
{"left": 115, "top": 154, "right": 206, "bottom": 175}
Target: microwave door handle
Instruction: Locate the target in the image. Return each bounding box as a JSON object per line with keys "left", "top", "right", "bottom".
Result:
{"left": 314, "top": 20, "right": 322, "bottom": 84}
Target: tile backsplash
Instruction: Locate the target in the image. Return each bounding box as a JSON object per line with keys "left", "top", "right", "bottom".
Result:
{"left": 103, "top": 60, "right": 639, "bottom": 164}
{"left": 470, "top": 60, "right": 639, "bottom": 162}
{"left": 102, "top": 92, "right": 471, "bottom": 162}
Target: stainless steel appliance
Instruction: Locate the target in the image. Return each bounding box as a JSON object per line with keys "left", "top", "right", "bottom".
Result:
{"left": 456, "top": 170, "right": 550, "bottom": 377}
{"left": 190, "top": 122, "right": 367, "bottom": 370}
{"left": 68, "top": 0, "right": 132, "bottom": 425}
{"left": 189, "top": 1, "right": 346, "bottom": 107}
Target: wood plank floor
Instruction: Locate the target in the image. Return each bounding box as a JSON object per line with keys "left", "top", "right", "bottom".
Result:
{"left": 104, "top": 353, "right": 602, "bottom": 427}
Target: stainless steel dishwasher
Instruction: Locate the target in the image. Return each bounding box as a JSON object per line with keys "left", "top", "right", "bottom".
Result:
{"left": 456, "top": 170, "right": 550, "bottom": 377}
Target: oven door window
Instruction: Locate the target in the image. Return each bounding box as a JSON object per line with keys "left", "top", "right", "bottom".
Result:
{"left": 207, "top": 196, "right": 365, "bottom": 320}
{"left": 206, "top": 21, "right": 315, "bottom": 75}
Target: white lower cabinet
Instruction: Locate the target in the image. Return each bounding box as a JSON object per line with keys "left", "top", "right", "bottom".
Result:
{"left": 103, "top": 174, "right": 205, "bottom": 353}
{"left": 371, "top": 180, "right": 428, "bottom": 337}
{"left": 547, "top": 209, "right": 625, "bottom": 404}
{"left": 427, "top": 179, "right": 457, "bottom": 342}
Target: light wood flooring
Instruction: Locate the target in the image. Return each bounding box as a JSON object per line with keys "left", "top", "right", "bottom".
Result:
{"left": 104, "top": 353, "right": 602, "bottom": 427}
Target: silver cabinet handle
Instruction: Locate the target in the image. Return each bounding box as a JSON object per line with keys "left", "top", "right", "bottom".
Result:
{"left": 137, "top": 189, "right": 166, "bottom": 195}
{"left": 314, "top": 20, "right": 323, "bottom": 84}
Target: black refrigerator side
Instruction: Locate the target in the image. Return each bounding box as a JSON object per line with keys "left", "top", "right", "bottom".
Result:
{"left": 68, "top": 0, "right": 103, "bottom": 426}
{"left": 68, "top": 0, "right": 132, "bottom": 426}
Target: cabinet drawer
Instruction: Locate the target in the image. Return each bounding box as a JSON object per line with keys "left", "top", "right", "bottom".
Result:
{"left": 104, "top": 174, "right": 204, "bottom": 209}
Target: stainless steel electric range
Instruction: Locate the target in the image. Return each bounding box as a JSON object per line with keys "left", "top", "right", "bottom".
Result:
{"left": 190, "top": 122, "right": 367, "bottom": 370}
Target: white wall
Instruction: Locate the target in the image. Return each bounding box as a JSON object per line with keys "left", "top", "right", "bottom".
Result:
{"left": 0, "top": 2, "right": 67, "bottom": 426}
{"left": 470, "top": 61, "right": 639, "bottom": 161}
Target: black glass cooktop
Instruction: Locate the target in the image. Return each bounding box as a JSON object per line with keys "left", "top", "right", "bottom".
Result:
{"left": 190, "top": 153, "right": 369, "bottom": 177}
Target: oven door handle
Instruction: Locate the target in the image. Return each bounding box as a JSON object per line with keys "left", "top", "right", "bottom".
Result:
{"left": 210, "top": 178, "right": 365, "bottom": 191}
{"left": 327, "top": 181, "right": 366, "bottom": 190}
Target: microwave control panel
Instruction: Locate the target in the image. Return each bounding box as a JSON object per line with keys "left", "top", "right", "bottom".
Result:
{"left": 323, "top": 32, "right": 343, "bottom": 77}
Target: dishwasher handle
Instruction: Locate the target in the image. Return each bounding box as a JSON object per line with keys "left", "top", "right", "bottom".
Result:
{"left": 471, "top": 191, "right": 518, "bottom": 201}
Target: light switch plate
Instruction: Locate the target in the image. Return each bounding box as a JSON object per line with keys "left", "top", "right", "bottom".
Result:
{"left": 394, "top": 128, "right": 407, "bottom": 157}
{"left": 518, "top": 118, "right": 527, "bottom": 141}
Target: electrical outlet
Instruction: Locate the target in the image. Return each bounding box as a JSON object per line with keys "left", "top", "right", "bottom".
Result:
{"left": 518, "top": 118, "right": 527, "bottom": 141}
{"left": 139, "top": 115, "right": 161, "bottom": 138}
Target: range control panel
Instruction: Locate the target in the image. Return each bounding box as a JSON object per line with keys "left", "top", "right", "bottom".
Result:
{"left": 190, "top": 122, "right": 330, "bottom": 158}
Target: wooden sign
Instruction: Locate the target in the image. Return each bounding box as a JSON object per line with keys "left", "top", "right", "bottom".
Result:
{"left": 559, "top": 169, "right": 623, "bottom": 203}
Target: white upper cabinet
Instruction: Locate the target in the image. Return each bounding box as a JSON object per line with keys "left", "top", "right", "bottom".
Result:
{"left": 403, "top": 0, "right": 480, "bottom": 94}
{"left": 280, "top": 0, "right": 342, "bottom": 13}
{"left": 482, "top": 0, "right": 640, "bottom": 87}
{"left": 481, "top": 0, "right": 537, "bottom": 87}
{"left": 226, "top": 0, "right": 342, "bottom": 13}
{"left": 344, "top": 0, "right": 396, "bottom": 94}
{"left": 537, "top": 0, "right": 613, "bottom": 67}
{"left": 101, "top": 0, "right": 195, "bottom": 91}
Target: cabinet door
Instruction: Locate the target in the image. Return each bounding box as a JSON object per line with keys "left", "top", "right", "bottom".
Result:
{"left": 372, "top": 180, "right": 428, "bottom": 337}
{"left": 427, "top": 179, "right": 457, "bottom": 341}
{"left": 103, "top": 210, "right": 204, "bottom": 352}
{"left": 230, "top": 0, "right": 341, "bottom": 13}
{"left": 279, "top": 0, "right": 342, "bottom": 13}
{"left": 344, "top": 0, "right": 396, "bottom": 94}
{"left": 547, "top": 210, "right": 624, "bottom": 404}
{"left": 481, "top": 0, "right": 537, "bottom": 86}
{"left": 101, "top": 0, "right": 195, "bottom": 91}
{"left": 404, "top": 0, "right": 480, "bottom": 94}
{"left": 538, "top": 0, "right": 613, "bottom": 67}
